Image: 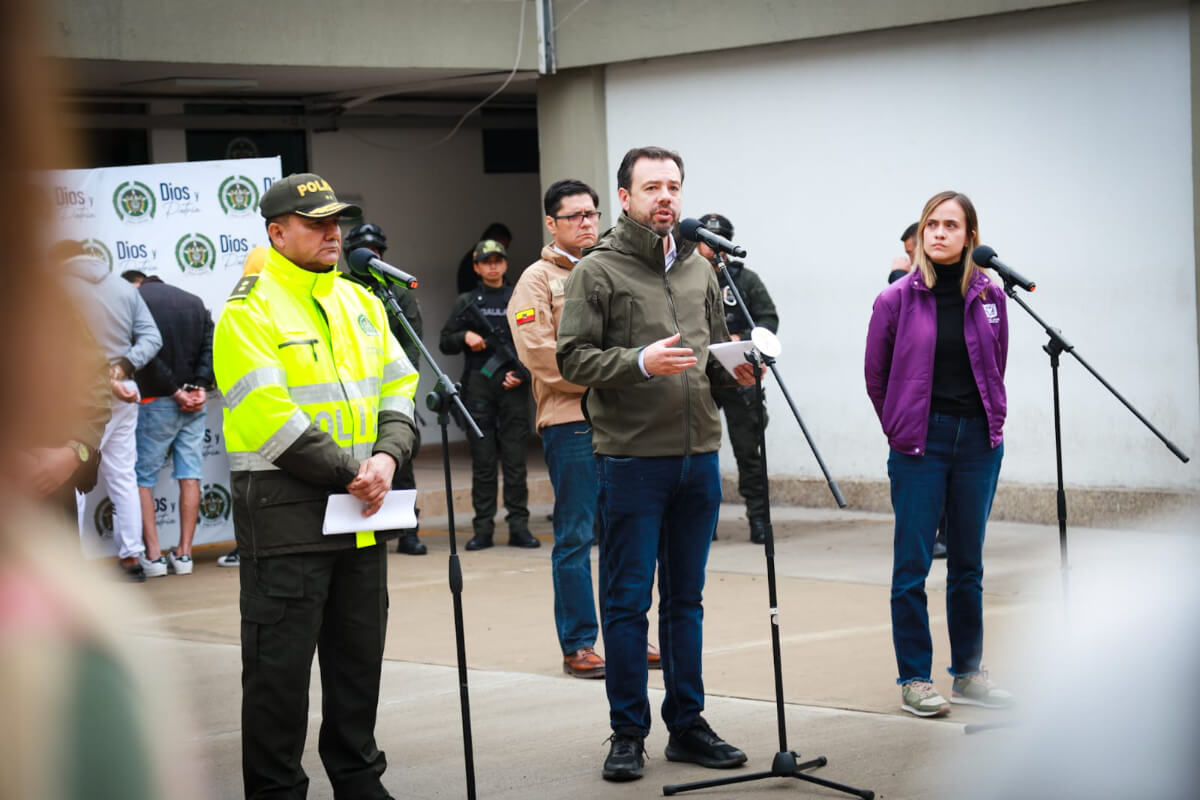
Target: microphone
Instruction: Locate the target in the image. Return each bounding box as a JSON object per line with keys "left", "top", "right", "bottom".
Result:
{"left": 679, "top": 218, "right": 747, "bottom": 258}
{"left": 347, "top": 247, "right": 419, "bottom": 290}
{"left": 971, "top": 245, "right": 1036, "bottom": 292}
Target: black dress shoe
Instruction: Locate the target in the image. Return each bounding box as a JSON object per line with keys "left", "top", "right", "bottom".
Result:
{"left": 665, "top": 716, "right": 747, "bottom": 769}
{"left": 603, "top": 729, "right": 645, "bottom": 782}
{"left": 749, "top": 517, "right": 769, "bottom": 545}
{"left": 931, "top": 538, "right": 948, "bottom": 559}
{"left": 508, "top": 529, "right": 540, "bottom": 548}
{"left": 465, "top": 533, "right": 493, "bottom": 551}
{"left": 395, "top": 532, "right": 427, "bottom": 555}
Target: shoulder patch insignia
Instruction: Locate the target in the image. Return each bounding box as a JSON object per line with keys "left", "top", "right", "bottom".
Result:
{"left": 514, "top": 307, "right": 535, "bottom": 326}
{"left": 229, "top": 274, "right": 259, "bottom": 301}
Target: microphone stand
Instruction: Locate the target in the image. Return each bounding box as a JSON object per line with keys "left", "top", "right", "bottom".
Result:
{"left": 663, "top": 253, "right": 870, "bottom": 799}
{"left": 998, "top": 278, "right": 1189, "bottom": 602}
{"left": 369, "top": 279, "right": 484, "bottom": 800}
{"left": 718, "top": 254, "right": 845, "bottom": 508}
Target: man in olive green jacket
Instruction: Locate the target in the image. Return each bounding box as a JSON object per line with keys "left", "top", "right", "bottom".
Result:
{"left": 557, "top": 146, "right": 757, "bottom": 783}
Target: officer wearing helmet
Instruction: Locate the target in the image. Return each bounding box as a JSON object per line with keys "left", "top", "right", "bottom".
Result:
{"left": 696, "top": 213, "right": 779, "bottom": 544}
{"left": 345, "top": 221, "right": 428, "bottom": 556}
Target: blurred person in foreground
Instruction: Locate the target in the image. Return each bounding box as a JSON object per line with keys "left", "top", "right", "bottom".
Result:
{"left": 0, "top": 1, "right": 198, "bottom": 797}
{"left": 865, "top": 190, "right": 1013, "bottom": 718}
{"left": 214, "top": 173, "right": 418, "bottom": 799}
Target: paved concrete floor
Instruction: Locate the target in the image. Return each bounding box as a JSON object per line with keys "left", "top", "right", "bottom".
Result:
{"left": 120, "top": 496, "right": 1200, "bottom": 800}
{"left": 115, "top": 440, "right": 1200, "bottom": 798}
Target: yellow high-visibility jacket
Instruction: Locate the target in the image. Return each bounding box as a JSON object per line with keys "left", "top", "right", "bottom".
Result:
{"left": 213, "top": 247, "right": 418, "bottom": 556}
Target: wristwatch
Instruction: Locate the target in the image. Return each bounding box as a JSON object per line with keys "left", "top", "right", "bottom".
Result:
{"left": 65, "top": 439, "right": 91, "bottom": 464}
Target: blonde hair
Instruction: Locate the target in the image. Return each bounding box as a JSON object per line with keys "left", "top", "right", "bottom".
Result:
{"left": 913, "top": 190, "right": 981, "bottom": 297}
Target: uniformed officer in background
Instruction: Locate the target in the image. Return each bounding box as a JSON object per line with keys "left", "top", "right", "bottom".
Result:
{"left": 439, "top": 239, "right": 537, "bottom": 551}
{"left": 697, "top": 213, "right": 779, "bottom": 544}
{"left": 214, "top": 173, "right": 418, "bottom": 799}
{"left": 344, "top": 221, "right": 428, "bottom": 556}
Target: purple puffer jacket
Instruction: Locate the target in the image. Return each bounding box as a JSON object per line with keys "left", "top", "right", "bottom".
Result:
{"left": 864, "top": 268, "right": 1008, "bottom": 455}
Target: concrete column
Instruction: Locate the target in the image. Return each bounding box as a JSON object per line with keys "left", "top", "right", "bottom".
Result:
{"left": 535, "top": 66, "right": 608, "bottom": 240}
{"left": 148, "top": 101, "right": 186, "bottom": 163}
{"left": 1193, "top": 0, "right": 1200, "bottom": 405}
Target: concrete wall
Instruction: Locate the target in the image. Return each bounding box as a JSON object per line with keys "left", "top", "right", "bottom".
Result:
{"left": 309, "top": 126, "right": 543, "bottom": 436}
{"left": 549, "top": 0, "right": 1101, "bottom": 69}
{"left": 603, "top": 0, "right": 1200, "bottom": 491}
{"left": 51, "top": 0, "right": 539, "bottom": 70}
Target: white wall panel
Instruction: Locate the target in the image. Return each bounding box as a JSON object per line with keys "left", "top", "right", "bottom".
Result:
{"left": 604, "top": 1, "right": 1198, "bottom": 489}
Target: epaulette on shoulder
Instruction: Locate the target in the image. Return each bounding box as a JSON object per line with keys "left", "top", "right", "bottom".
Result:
{"left": 228, "top": 274, "right": 259, "bottom": 301}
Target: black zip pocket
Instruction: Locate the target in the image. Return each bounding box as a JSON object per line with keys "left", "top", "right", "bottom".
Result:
{"left": 279, "top": 338, "right": 319, "bottom": 361}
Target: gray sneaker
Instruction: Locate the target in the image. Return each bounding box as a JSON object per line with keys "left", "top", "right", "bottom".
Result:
{"left": 138, "top": 553, "right": 168, "bottom": 578}
{"left": 900, "top": 680, "right": 950, "bottom": 717}
{"left": 951, "top": 670, "right": 1014, "bottom": 708}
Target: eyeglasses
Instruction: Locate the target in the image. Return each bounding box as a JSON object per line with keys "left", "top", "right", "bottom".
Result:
{"left": 552, "top": 211, "right": 602, "bottom": 224}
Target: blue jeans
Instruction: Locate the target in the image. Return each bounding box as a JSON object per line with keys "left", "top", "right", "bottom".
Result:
{"left": 541, "top": 421, "right": 600, "bottom": 654}
{"left": 888, "top": 413, "right": 1003, "bottom": 684}
{"left": 597, "top": 452, "right": 720, "bottom": 735}
{"left": 135, "top": 396, "right": 206, "bottom": 486}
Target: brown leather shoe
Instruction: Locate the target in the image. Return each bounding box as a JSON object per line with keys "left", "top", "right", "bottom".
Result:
{"left": 563, "top": 647, "right": 605, "bottom": 678}
{"left": 647, "top": 643, "right": 662, "bottom": 670}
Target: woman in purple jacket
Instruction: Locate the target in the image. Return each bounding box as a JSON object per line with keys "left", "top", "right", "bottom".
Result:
{"left": 865, "top": 190, "right": 1014, "bottom": 718}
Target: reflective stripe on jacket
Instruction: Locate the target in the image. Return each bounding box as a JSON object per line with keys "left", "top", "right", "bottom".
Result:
{"left": 213, "top": 247, "right": 418, "bottom": 556}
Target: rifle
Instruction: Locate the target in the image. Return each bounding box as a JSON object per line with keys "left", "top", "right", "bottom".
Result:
{"left": 458, "top": 300, "right": 530, "bottom": 383}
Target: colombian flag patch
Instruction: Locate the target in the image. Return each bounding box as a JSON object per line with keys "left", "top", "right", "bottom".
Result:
{"left": 514, "top": 307, "right": 536, "bottom": 326}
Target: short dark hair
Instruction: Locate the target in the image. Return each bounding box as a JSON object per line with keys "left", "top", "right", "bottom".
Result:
{"left": 543, "top": 179, "right": 599, "bottom": 217}
{"left": 616, "top": 146, "right": 685, "bottom": 192}
{"left": 900, "top": 222, "right": 919, "bottom": 242}
{"left": 120, "top": 269, "right": 147, "bottom": 284}
{"left": 481, "top": 222, "right": 512, "bottom": 242}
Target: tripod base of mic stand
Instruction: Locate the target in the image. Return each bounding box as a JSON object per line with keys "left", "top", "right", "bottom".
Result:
{"left": 662, "top": 750, "right": 874, "bottom": 798}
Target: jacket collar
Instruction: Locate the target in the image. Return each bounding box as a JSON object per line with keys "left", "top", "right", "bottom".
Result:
{"left": 265, "top": 247, "right": 338, "bottom": 298}
{"left": 605, "top": 213, "right": 670, "bottom": 272}
{"left": 542, "top": 243, "right": 577, "bottom": 270}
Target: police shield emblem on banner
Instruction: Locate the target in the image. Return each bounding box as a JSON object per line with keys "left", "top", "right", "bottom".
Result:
{"left": 218, "top": 175, "right": 260, "bottom": 216}
{"left": 200, "top": 483, "right": 233, "bottom": 526}
{"left": 113, "top": 180, "right": 157, "bottom": 222}
{"left": 176, "top": 232, "right": 216, "bottom": 273}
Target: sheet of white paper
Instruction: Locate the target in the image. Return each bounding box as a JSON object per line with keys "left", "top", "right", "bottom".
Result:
{"left": 322, "top": 489, "right": 418, "bottom": 535}
{"left": 709, "top": 339, "right": 757, "bottom": 375}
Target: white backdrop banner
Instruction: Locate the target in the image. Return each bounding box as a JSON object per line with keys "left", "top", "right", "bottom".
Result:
{"left": 49, "top": 156, "right": 282, "bottom": 558}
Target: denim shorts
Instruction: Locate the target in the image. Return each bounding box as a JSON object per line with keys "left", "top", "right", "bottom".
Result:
{"left": 135, "top": 396, "right": 207, "bottom": 485}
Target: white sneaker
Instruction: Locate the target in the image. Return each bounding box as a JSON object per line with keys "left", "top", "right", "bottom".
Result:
{"left": 138, "top": 553, "right": 168, "bottom": 578}
{"left": 167, "top": 550, "right": 193, "bottom": 575}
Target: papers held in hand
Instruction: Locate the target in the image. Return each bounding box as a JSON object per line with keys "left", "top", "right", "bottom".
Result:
{"left": 322, "top": 489, "right": 418, "bottom": 535}
{"left": 709, "top": 328, "right": 780, "bottom": 376}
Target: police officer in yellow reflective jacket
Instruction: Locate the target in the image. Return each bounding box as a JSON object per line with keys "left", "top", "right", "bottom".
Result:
{"left": 213, "top": 173, "right": 417, "bottom": 800}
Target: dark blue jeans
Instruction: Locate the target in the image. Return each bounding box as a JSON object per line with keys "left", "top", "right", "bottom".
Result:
{"left": 597, "top": 452, "right": 721, "bottom": 735}
{"left": 887, "top": 413, "right": 1003, "bottom": 684}
{"left": 541, "top": 421, "right": 601, "bottom": 654}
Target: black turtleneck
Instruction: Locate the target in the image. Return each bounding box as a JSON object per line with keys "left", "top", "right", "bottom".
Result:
{"left": 929, "top": 260, "right": 985, "bottom": 417}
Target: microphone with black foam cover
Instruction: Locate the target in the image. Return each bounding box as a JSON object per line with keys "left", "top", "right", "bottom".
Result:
{"left": 679, "top": 217, "right": 748, "bottom": 259}
{"left": 348, "top": 247, "right": 420, "bottom": 290}
{"left": 971, "top": 245, "right": 1036, "bottom": 292}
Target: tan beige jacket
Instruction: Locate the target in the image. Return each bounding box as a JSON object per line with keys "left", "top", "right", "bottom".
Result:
{"left": 507, "top": 245, "right": 587, "bottom": 431}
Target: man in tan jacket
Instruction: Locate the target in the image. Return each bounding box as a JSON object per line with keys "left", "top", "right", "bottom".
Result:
{"left": 509, "top": 179, "right": 663, "bottom": 679}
